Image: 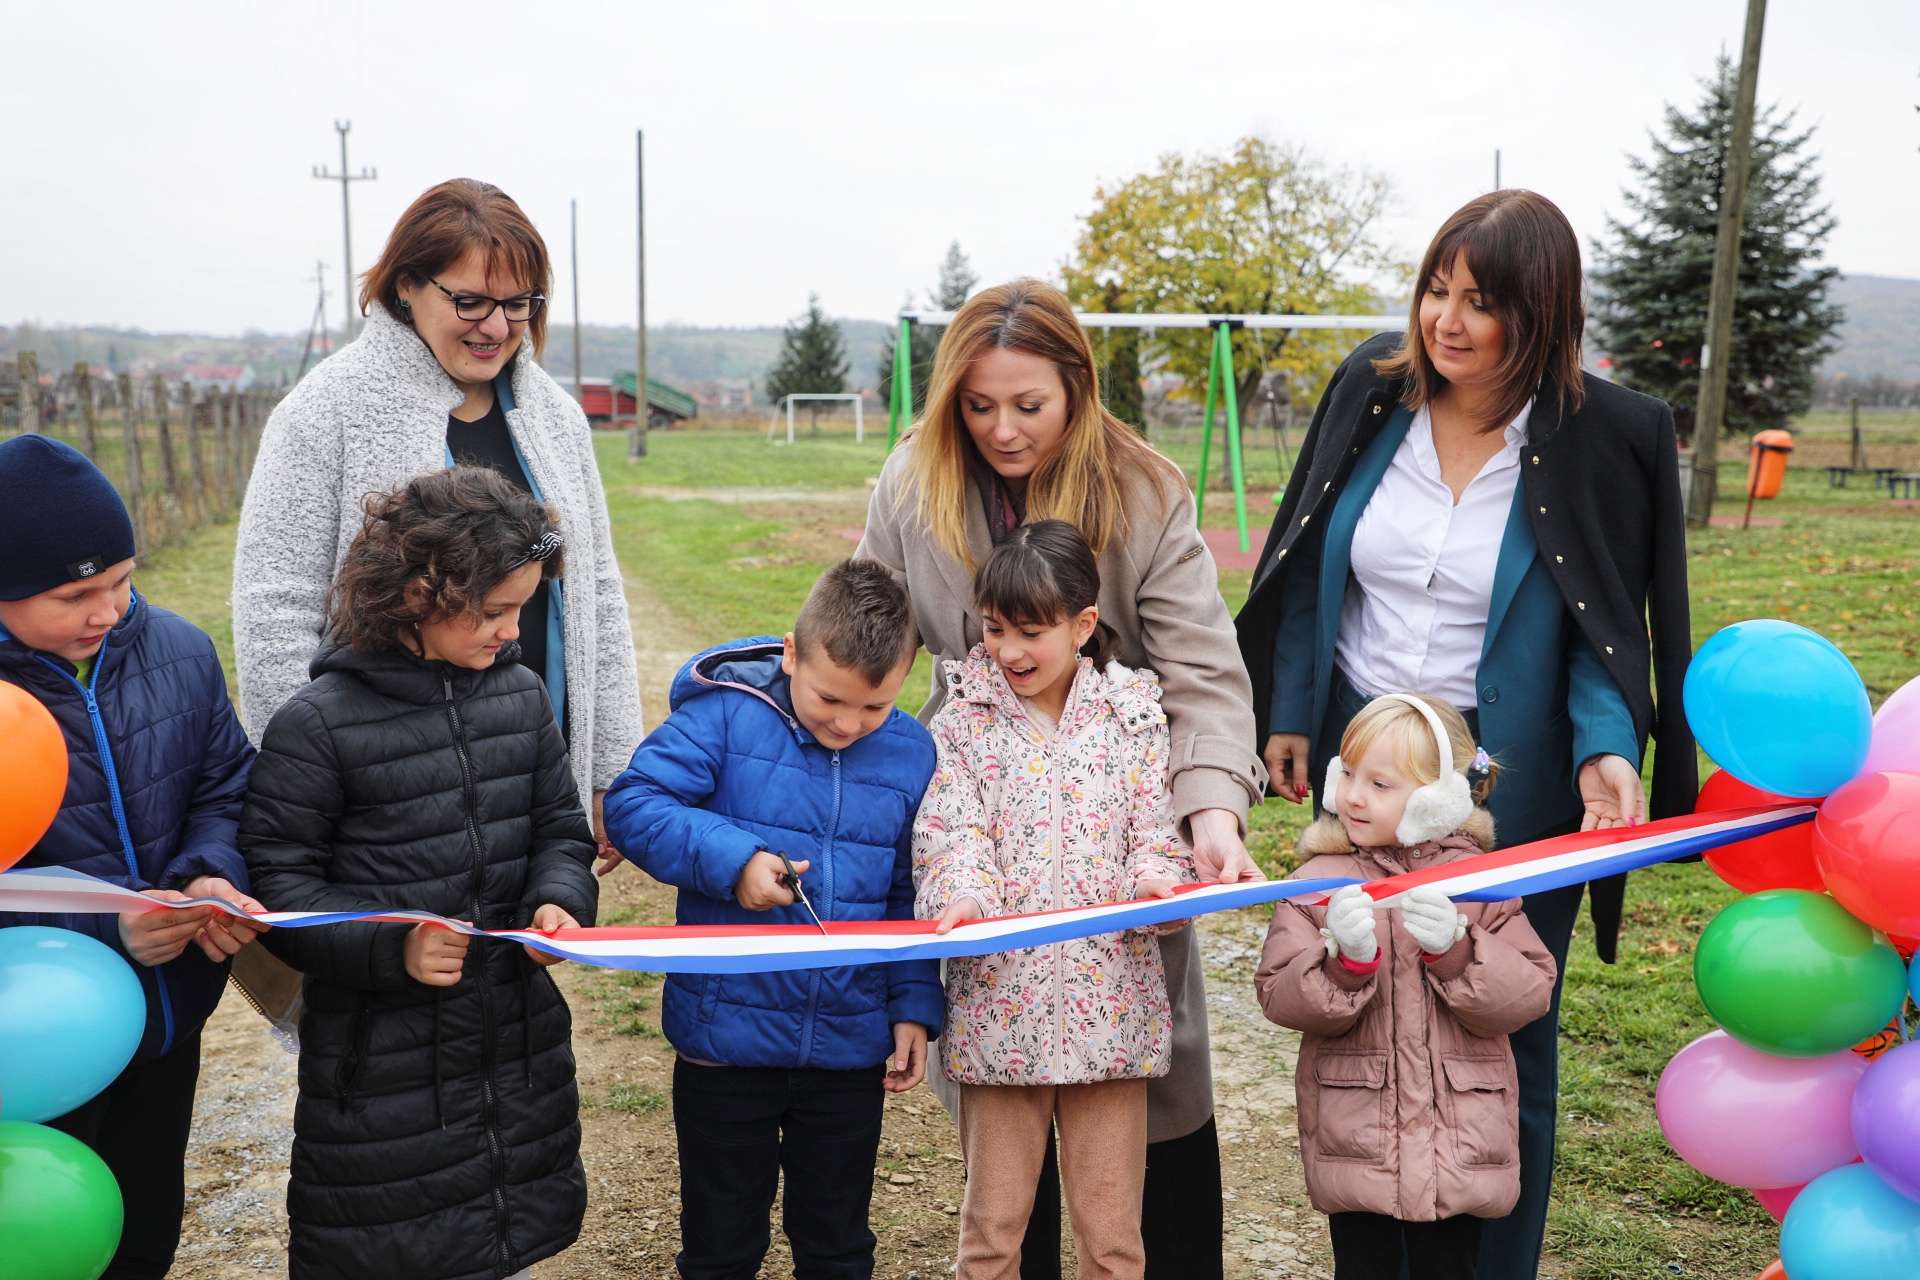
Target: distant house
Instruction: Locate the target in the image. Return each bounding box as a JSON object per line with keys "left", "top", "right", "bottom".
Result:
{"left": 183, "top": 363, "right": 256, "bottom": 392}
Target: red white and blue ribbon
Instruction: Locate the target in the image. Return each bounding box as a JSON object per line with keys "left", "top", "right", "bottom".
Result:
{"left": 0, "top": 805, "right": 1812, "bottom": 975}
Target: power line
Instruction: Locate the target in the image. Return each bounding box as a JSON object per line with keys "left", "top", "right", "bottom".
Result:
{"left": 312, "top": 120, "right": 377, "bottom": 344}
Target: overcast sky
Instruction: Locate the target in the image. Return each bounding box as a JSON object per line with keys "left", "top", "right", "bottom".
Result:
{"left": 4, "top": 0, "right": 1915, "bottom": 337}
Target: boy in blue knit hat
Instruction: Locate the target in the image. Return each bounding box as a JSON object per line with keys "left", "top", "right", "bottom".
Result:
{"left": 0, "top": 435, "right": 265, "bottom": 1280}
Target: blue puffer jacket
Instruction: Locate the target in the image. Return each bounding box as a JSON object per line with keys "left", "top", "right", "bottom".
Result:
{"left": 603, "top": 637, "right": 943, "bottom": 1069}
{"left": 0, "top": 593, "right": 255, "bottom": 1065}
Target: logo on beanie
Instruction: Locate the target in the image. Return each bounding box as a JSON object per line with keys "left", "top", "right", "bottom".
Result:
{"left": 66, "top": 555, "right": 106, "bottom": 581}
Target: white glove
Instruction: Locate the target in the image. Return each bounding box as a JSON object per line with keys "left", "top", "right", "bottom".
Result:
{"left": 1400, "top": 886, "right": 1469, "bottom": 955}
{"left": 1319, "top": 885, "right": 1378, "bottom": 964}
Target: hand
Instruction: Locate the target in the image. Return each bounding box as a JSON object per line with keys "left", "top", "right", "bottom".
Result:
{"left": 884, "top": 1022, "right": 928, "bottom": 1092}
{"left": 1578, "top": 754, "right": 1646, "bottom": 831}
{"left": 735, "top": 851, "right": 806, "bottom": 912}
{"left": 404, "top": 922, "right": 471, "bottom": 987}
{"left": 180, "top": 876, "right": 271, "bottom": 962}
{"left": 592, "top": 791, "right": 624, "bottom": 877}
{"left": 523, "top": 904, "right": 581, "bottom": 968}
{"left": 1399, "top": 886, "right": 1468, "bottom": 955}
{"left": 1264, "top": 733, "right": 1312, "bottom": 803}
{"left": 118, "top": 891, "right": 215, "bottom": 967}
{"left": 933, "top": 896, "right": 983, "bottom": 936}
{"left": 1189, "top": 808, "right": 1265, "bottom": 884}
{"left": 1134, "top": 878, "right": 1189, "bottom": 935}
{"left": 1322, "top": 885, "right": 1378, "bottom": 964}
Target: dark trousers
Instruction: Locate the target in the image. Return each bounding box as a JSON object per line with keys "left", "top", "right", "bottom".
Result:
{"left": 1018, "top": 1116, "right": 1224, "bottom": 1280}
{"left": 46, "top": 1030, "right": 203, "bottom": 1280}
{"left": 672, "top": 1058, "right": 886, "bottom": 1280}
{"left": 1331, "top": 1212, "right": 1484, "bottom": 1280}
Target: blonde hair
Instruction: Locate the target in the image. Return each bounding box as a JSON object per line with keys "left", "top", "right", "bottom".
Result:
{"left": 1340, "top": 694, "right": 1498, "bottom": 807}
{"left": 901, "top": 278, "right": 1183, "bottom": 569}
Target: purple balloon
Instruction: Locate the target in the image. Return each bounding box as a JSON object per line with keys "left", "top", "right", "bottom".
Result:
{"left": 1863, "top": 675, "right": 1920, "bottom": 777}
{"left": 1657, "top": 1029, "right": 1867, "bottom": 1188}
{"left": 1852, "top": 1039, "right": 1920, "bottom": 1200}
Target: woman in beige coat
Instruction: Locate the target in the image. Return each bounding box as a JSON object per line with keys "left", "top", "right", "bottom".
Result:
{"left": 857, "top": 279, "right": 1265, "bottom": 1279}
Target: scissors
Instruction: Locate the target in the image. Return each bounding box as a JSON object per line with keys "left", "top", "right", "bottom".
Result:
{"left": 777, "top": 851, "right": 829, "bottom": 935}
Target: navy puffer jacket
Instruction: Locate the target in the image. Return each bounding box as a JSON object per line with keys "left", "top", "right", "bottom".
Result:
{"left": 603, "top": 637, "right": 944, "bottom": 1069}
{"left": 0, "top": 593, "right": 254, "bottom": 1065}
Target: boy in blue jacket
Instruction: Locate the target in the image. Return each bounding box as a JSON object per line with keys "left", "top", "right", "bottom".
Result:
{"left": 0, "top": 436, "right": 263, "bottom": 1280}
{"left": 603, "top": 558, "right": 942, "bottom": 1280}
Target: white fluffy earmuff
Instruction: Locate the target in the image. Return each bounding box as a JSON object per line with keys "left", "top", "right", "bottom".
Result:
{"left": 1385, "top": 694, "right": 1475, "bottom": 845}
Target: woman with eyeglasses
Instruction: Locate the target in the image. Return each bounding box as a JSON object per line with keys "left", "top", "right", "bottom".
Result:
{"left": 234, "top": 178, "right": 643, "bottom": 854}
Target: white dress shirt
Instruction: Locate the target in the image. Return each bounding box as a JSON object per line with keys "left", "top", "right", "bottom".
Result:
{"left": 1336, "top": 400, "right": 1533, "bottom": 710}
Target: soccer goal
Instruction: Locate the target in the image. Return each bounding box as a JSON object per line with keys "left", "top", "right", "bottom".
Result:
{"left": 767, "top": 393, "right": 866, "bottom": 445}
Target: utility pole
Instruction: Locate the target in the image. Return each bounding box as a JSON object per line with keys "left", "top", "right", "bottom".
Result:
{"left": 1688, "top": 0, "right": 1768, "bottom": 525}
{"left": 1494, "top": 148, "right": 1502, "bottom": 190}
{"left": 312, "top": 121, "right": 376, "bottom": 344}
{"left": 571, "top": 199, "right": 584, "bottom": 407}
{"left": 295, "top": 260, "right": 328, "bottom": 383}
{"left": 629, "top": 129, "right": 649, "bottom": 459}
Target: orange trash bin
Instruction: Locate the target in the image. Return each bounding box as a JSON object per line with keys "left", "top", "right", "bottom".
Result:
{"left": 1747, "top": 429, "right": 1794, "bottom": 500}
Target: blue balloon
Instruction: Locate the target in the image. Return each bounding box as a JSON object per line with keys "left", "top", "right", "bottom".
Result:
{"left": 1684, "top": 620, "right": 1872, "bottom": 798}
{"left": 1782, "top": 1163, "right": 1920, "bottom": 1279}
{"left": 0, "top": 927, "right": 145, "bottom": 1123}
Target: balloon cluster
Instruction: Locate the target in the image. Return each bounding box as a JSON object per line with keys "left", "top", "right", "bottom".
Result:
{"left": 1660, "top": 620, "right": 1920, "bottom": 1279}
{"left": 0, "top": 684, "right": 138, "bottom": 1280}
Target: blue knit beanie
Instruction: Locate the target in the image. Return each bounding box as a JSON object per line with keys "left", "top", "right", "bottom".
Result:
{"left": 0, "top": 435, "right": 138, "bottom": 601}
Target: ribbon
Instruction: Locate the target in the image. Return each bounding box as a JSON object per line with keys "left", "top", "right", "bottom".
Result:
{"left": 0, "top": 805, "right": 1812, "bottom": 974}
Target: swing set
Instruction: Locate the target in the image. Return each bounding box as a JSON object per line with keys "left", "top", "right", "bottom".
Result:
{"left": 886, "top": 310, "right": 1408, "bottom": 552}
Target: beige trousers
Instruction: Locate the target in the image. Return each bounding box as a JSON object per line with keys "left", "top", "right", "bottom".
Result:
{"left": 954, "top": 1079, "right": 1149, "bottom": 1280}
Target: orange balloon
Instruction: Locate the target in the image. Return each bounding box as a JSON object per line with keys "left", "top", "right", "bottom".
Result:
{"left": 0, "top": 682, "right": 68, "bottom": 872}
{"left": 1697, "top": 769, "right": 1824, "bottom": 893}
{"left": 1756, "top": 1262, "right": 1787, "bottom": 1280}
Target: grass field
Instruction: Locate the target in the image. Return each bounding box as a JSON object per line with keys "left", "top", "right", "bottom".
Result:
{"left": 131, "top": 422, "right": 1919, "bottom": 1280}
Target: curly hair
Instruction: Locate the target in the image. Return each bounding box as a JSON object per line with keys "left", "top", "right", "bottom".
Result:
{"left": 328, "top": 466, "right": 563, "bottom": 653}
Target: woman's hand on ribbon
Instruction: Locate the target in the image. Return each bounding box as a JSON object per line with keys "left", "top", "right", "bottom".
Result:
{"left": 1189, "top": 808, "right": 1265, "bottom": 884}
{"left": 405, "top": 921, "right": 471, "bottom": 987}
{"left": 884, "top": 1022, "right": 928, "bottom": 1092}
{"left": 932, "top": 895, "right": 984, "bottom": 936}
{"left": 1263, "top": 734, "right": 1312, "bottom": 803}
{"left": 1578, "top": 754, "right": 1645, "bottom": 831}
{"left": 523, "top": 904, "right": 581, "bottom": 968}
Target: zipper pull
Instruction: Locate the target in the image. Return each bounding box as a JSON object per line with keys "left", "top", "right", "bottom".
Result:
{"left": 443, "top": 675, "right": 454, "bottom": 701}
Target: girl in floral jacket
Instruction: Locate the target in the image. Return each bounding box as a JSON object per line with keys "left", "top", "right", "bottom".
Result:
{"left": 914, "top": 519, "right": 1194, "bottom": 1280}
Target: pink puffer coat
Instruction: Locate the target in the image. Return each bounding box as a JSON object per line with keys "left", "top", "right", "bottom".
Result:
{"left": 913, "top": 648, "right": 1194, "bottom": 1087}
{"left": 1254, "top": 818, "right": 1556, "bottom": 1222}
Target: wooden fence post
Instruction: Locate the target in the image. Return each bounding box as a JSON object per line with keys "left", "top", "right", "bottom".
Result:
{"left": 240, "top": 390, "right": 259, "bottom": 480}
{"left": 149, "top": 374, "right": 180, "bottom": 541}
{"left": 211, "top": 388, "right": 229, "bottom": 508}
{"left": 118, "top": 373, "right": 146, "bottom": 554}
{"left": 16, "top": 352, "right": 39, "bottom": 434}
{"left": 180, "top": 378, "right": 208, "bottom": 525}
{"left": 74, "top": 362, "right": 98, "bottom": 459}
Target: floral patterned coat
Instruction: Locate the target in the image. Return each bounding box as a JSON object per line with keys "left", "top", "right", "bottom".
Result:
{"left": 913, "top": 647, "right": 1194, "bottom": 1086}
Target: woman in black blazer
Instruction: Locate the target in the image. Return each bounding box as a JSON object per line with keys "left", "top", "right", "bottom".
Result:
{"left": 1235, "top": 190, "right": 1695, "bottom": 1278}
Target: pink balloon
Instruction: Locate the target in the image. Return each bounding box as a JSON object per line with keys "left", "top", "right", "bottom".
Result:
{"left": 1863, "top": 675, "right": 1920, "bottom": 776}
{"left": 1754, "top": 1182, "right": 1806, "bottom": 1222}
{"left": 1657, "top": 1030, "right": 1867, "bottom": 1188}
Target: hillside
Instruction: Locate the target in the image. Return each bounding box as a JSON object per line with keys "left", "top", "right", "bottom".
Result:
{"left": 1823, "top": 274, "right": 1920, "bottom": 380}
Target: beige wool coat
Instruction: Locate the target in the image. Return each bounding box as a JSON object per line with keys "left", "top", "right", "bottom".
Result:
{"left": 858, "top": 435, "right": 1266, "bottom": 1142}
{"left": 1254, "top": 819, "right": 1557, "bottom": 1222}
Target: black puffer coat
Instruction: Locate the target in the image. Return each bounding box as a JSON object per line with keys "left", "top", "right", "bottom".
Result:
{"left": 240, "top": 641, "right": 598, "bottom": 1280}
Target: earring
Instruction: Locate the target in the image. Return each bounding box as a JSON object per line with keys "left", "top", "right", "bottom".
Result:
{"left": 397, "top": 299, "right": 411, "bottom": 309}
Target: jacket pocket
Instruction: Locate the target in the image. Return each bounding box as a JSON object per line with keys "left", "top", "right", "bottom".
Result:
{"left": 1312, "top": 1051, "right": 1388, "bottom": 1162}
{"left": 1441, "top": 1054, "right": 1516, "bottom": 1168}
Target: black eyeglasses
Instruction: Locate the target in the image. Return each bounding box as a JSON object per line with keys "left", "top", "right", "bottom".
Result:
{"left": 428, "top": 277, "right": 545, "bottom": 323}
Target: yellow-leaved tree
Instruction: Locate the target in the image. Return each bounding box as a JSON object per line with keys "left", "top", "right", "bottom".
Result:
{"left": 1062, "top": 136, "right": 1406, "bottom": 432}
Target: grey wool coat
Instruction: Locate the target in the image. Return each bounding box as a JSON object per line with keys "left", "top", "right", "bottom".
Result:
{"left": 858, "top": 435, "right": 1267, "bottom": 1143}
{"left": 232, "top": 304, "right": 644, "bottom": 809}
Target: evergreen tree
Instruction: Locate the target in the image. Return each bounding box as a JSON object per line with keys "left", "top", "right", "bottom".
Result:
{"left": 1591, "top": 56, "right": 1842, "bottom": 442}
{"left": 878, "top": 242, "right": 976, "bottom": 416}
{"left": 764, "top": 293, "right": 850, "bottom": 432}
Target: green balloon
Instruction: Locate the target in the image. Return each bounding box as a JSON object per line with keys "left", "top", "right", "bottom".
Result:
{"left": 0, "top": 1120, "right": 123, "bottom": 1280}
{"left": 1694, "top": 889, "right": 1909, "bottom": 1057}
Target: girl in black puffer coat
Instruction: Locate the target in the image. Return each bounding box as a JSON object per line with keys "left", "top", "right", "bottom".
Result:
{"left": 241, "top": 467, "right": 598, "bottom": 1280}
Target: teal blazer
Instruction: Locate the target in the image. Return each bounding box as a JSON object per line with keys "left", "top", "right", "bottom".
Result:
{"left": 1269, "top": 406, "right": 1638, "bottom": 844}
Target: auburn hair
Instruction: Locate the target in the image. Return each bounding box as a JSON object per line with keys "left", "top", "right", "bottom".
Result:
{"left": 359, "top": 178, "right": 553, "bottom": 355}
{"left": 1374, "top": 189, "right": 1586, "bottom": 432}
{"left": 902, "top": 279, "right": 1182, "bottom": 568}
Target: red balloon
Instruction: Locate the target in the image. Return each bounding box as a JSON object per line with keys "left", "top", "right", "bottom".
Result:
{"left": 0, "top": 683, "right": 67, "bottom": 873}
{"left": 1813, "top": 771, "right": 1920, "bottom": 936}
{"left": 1696, "top": 769, "right": 1824, "bottom": 893}
{"left": 1755, "top": 1262, "right": 1787, "bottom": 1280}
{"left": 1753, "top": 1182, "right": 1806, "bottom": 1223}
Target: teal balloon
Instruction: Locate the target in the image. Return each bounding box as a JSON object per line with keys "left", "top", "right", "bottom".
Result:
{"left": 0, "top": 927, "right": 145, "bottom": 1122}
{"left": 1782, "top": 1163, "right": 1920, "bottom": 1280}
{"left": 0, "top": 1120, "right": 124, "bottom": 1280}
{"left": 1685, "top": 620, "right": 1872, "bottom": 797}
{"left": 1693, "top": 890, "right": 1908, "bottom": 1057}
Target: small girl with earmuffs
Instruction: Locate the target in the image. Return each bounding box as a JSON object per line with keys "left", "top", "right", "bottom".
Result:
{"left": 1253, "top": 693, "right": 1557, "bottom": 1280}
